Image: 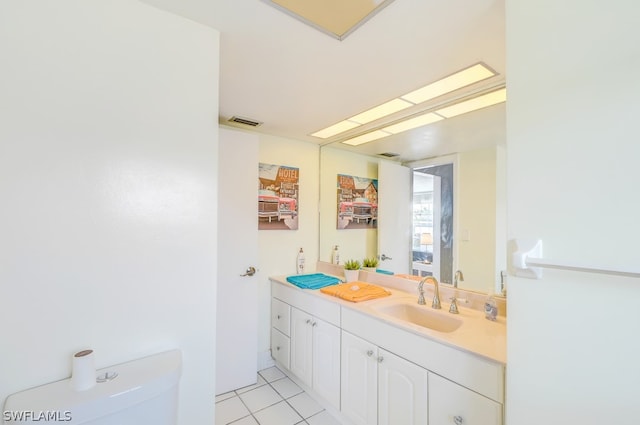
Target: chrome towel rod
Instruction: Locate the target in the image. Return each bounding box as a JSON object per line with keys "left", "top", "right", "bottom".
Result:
{"left": 512, "top": 239, "right": 640, "bottom": 279}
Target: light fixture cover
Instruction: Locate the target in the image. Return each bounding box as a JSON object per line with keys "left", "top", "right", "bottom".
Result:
{"left": 435, "top": 88, "right": 506, "bottom": 118}
{"left": 342, "top": 130, "right": 390, "bottom": 146}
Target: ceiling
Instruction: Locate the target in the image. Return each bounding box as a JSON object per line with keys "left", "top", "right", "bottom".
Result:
{"left": 141, "top": 0, "right": 506, "bottom": 162}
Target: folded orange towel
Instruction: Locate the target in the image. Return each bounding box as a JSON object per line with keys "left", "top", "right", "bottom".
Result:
{"left": 320, "top": 281, "right": 391, "bottom": 303}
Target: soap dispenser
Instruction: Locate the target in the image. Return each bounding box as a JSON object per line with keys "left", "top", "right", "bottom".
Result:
{"left": 331, "top": 245, "right": 340, "bottom": 265}
{"left": 296, "top": 247, "right": 305, "bottom": 274}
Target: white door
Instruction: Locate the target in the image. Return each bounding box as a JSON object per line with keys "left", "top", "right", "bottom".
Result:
{"left": 289, "top": 307, "right": 313, "bottom": 387}
{"left": 378, "top": 160, "right": 411, "bottom": 274}
{"left": 312, "top": 318, "right": 341, "bottom": 409}
{"left": 341, "top": 331, "right": 378, "bottom": 425}
{"left": 378, "top": 349, "right": 429, "bottom": 425}
{"left": 216, "top": 127, "right": 259, "bottom": 394}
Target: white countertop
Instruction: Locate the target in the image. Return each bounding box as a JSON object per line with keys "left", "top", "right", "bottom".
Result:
{"left": 271, "top": 275, "right": 506, "bottom": 364}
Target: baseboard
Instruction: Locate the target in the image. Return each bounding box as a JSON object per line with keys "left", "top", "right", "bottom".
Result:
{"left": 258, "top": 349, "right": 275, "bottom": 371}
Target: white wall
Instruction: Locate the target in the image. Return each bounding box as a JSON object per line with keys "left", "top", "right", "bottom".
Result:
{"left": 257, "top": 133, "right": 320, "bottom": 363}
{"left": 506, "top": 1, "right": 640, "bottom": 424}
{"left": 0, "top": 2, "right": 219, "bottom": 424}
{"left": 319, "top": 147, "right": 379, "bottom": 263}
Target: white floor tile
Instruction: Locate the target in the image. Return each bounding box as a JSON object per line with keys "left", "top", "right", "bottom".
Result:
{"left": 236, "top": 375, "right": 267, "bottom": 394}
{"left": 215, "top": 396, "right": 251, "bottom": 424}
{"left": 229, "top": 415, "right": 259, "bottom": 425}
{"left": 259, "top": 366, "right": 286, "bottom": 382}
{"left": 253, "top": 401, "right": 303, "bottom": 425}
{"left": 306, "top": 410, "right": 343, "bottom": 425}
{"left": 270, "top": 377, "right": 303, "bottom": 399}
{"left": 287, "top": 392, "right": 324, "bottom": 419}
{"left": 239, "top": 384, "right": 283, "bottom": 412}
{"left": 216, "top": 391, "right": 236, "bottom": 403}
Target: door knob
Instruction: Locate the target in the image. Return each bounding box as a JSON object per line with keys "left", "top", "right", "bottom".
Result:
{"left": 240, "top": 266, "right": 256, "bottom": 277}
{"left": 380, "top": 254, "right": 392, "bottom": 261}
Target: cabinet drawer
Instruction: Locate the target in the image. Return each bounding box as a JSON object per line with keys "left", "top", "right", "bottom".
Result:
{"left": 271, "top": 328, "right": 290, "bottom": 369}
{"left": 429, "top": 372, "right": 502, "bottom": 425}
{"left": 272, "top": 298, "right": 291, "bottom": 336}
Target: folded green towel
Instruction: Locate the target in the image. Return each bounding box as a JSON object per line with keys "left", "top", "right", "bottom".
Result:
{"left": 286, "top": 273, "right": 341, "bottom": 290}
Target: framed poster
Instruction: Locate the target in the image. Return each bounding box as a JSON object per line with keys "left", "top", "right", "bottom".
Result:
{"left": 258, "top": 163, "right": 299, "bottom": 230}
{"left": 337, "top": 174, "right": 378, "bottom": 229}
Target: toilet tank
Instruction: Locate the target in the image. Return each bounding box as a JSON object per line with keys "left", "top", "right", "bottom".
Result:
{"left": 3, "top": 349, "right": 181, "bottom": 425}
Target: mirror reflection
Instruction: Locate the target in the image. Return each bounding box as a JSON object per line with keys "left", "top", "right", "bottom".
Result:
{"left": 319, "top": 144, "right": 507, "bottom": 296}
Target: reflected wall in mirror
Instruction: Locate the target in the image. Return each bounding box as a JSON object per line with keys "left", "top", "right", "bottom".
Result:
{"left": 319, "top": 147, "right": 378, "bottom": 264}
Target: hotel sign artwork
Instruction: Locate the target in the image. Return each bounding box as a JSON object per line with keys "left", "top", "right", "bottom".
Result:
{"left": 258, "top": 163, "right": 300, "bottom": 230}
{"left": 337, "top": 174, "right": 378, "bottom": 229}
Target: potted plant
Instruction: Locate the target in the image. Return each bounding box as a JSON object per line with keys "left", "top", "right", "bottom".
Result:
{"left": 343, "top": 259, "right": 361, "bottom": 282}
{"left": 362, "top": 257, "right": 379, "bottom": 272}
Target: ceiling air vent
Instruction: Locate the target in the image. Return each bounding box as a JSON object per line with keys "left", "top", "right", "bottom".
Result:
{"left": 228, "top": 116, "right": 263, "bottom": 127}
{"left": 378, "top": 152, "right": 400, "bottom": 158}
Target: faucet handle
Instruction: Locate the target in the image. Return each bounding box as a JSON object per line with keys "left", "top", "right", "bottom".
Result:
{"left": 449, "top": 297, "right": 459, "bottom": 314}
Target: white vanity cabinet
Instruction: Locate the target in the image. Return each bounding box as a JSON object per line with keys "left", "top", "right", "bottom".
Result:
{"left": 271, "top": 278, "right": 505, "bottom": 425}
{"left": 341, "top": 331, "right": 428, "bottom": 425}
{"left": 271, "top": 281, "right": 341, "bottom": 409}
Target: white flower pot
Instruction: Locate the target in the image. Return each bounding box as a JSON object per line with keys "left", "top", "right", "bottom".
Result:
{"left": 344, "top": 269, "right": 360, "bottom": 282}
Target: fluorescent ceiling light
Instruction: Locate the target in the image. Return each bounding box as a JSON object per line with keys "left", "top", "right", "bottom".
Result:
{"left": 435, "top": 88, "right": 506, "bottom": 118}
{"left": 401, "top": 63, "right": 496, "bottom": 104}
{"left": 311, "top": 120, "right": 360, "bottom": 139}
{"left": 342, "top": 130, "right": 390, "bottom": 146}
{"left": 383, "top": 113, "right": 444, "bottom": 134}
{"left": 348, "top": 98, "right": 414, "bottom": 125}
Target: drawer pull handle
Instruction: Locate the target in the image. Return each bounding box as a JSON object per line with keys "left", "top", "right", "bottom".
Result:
{"left": 312, "top": 321, "right": 317, "bottom": 327}
{"left": 306, "top": 319, "right": 311, "bottom": 324}
{"left": 377, "top": 356, "right": 384, "bottom": 363}
{"left": 454, "top": 415, "right": 464, "bottom": 425}
{"left": 366, "top": 350, "right": 374, "bottom": 357}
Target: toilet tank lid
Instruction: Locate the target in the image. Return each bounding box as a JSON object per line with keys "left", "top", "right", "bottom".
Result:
{"left": 3, "top": 349, "right": 182, "bottom": 424}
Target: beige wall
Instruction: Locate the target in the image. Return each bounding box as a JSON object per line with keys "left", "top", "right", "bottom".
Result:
{"left": 458, "top": 147, "right": 498, "bottom": 293}
{"left": 257, "top": 133, "right": 320, "bottom": 363}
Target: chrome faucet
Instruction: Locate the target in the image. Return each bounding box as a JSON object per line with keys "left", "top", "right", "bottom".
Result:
{"left": 418, "top": 276, "right": 441, "bottom": 309}
{"left": 450, "top": 270, "right": 464, "bottom": 314}
{"left": 454, "top": 270, "right": 464, "bottom": 288}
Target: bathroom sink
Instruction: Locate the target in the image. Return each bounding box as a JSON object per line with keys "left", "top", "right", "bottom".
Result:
{"left": 372, "top": 301, "right": 463, "bottom": 333}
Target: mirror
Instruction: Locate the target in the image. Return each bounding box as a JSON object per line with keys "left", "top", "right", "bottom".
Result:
{"left": 319, "top": 144, "right": 506, "bottom": 295}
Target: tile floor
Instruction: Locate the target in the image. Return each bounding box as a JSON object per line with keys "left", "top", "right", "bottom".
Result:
{"left": 215, "top": 366, "right": 343, "bottom": 425}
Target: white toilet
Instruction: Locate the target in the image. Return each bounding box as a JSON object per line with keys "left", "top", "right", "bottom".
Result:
{"left": 4, "top": 349, "right": 181, "bottom": 425}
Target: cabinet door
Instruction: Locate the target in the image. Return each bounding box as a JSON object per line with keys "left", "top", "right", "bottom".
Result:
{"left": 429, "top": 372, "right": 502, "bottom": 425}
{"left": 290, "top": 308, "right": 313, "bottom": 386}
{"left": 271, "top": 328, "right": 290, "bottom": 369}
{"left": 341, "top": 331, "right": 378, "bottom": 425}
{"left": 378, "top": 349, "right": 428, "bottom": 425}
{"left": 312, "top": 318, "right": 341, "bottom": 409}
